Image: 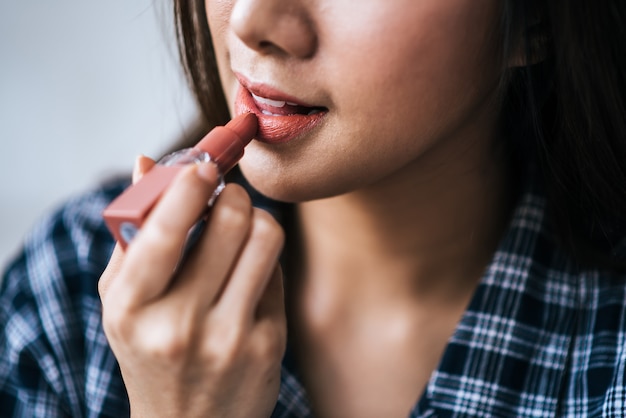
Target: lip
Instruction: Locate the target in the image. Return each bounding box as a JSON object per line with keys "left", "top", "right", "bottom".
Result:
{"left": 234, "top": 74, "right": 328, "bottom": 144}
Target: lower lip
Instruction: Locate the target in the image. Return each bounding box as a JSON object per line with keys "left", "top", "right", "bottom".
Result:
{"left": 235, "top": 86, "right": 327, "bottom": 144}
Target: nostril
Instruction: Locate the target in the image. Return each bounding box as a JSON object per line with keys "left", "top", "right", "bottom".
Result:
{"left": 257, "top": 40, "right": 284, "bottom": 56}
{"left": 230, "top": 0, "right": 317, "bottom": 59}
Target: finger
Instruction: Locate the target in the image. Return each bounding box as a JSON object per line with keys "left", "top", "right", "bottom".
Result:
{"left": 98, "top": 244, "right": 126, "bottom": 302}
{"left": 249, "top": 267, "right": 287, "bottom": 370}
{"left": 114, "top": 162, "right": 220, "bottom": 308}
{"left": 132, "top": 155, "right": 156, "bottom": 184}
{"left": 216, "top": 208, "right": 285, "bottom": 322}
{"left": 170, "top": 183, "right": 253, "bottom": 307}
{"left": 100, "top": 156, "right": 155, "bottom": 303}
{"left": 255, "top": 265, "right": 285, "bottom": 321}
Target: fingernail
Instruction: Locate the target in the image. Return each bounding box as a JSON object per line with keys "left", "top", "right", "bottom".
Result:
{"left": 195, "top": 161, "right": 219, "bottom": 182}
{"left": 132, "top": 154, "right": 144, "bottom": 184}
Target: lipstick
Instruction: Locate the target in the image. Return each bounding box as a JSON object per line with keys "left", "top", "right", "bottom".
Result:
{"left": 103, "top": 113, "right": 258, "bottom": 249}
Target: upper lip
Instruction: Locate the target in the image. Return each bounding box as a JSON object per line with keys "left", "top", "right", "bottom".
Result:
{"left": 235, "top": 72, "right": 322, "bottom": 109}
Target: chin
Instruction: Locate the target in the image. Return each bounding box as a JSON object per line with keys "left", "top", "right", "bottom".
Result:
{"left": 240, "top": 164, "right": 311, "bottom": 203}
{"left": 238, "top": 160, "right": 350, "bottom": 204}
{"left": 237, "top": 149, "right": 307, "bottom": 203}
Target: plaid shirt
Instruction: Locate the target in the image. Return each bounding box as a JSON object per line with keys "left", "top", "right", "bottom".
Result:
{"left": 1, "top": 173, "right": 626, "bottom": 417}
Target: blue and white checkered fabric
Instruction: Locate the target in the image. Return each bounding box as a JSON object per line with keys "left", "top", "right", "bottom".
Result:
{"left": 2, "top": 173, "right": 626, "bottom": 417}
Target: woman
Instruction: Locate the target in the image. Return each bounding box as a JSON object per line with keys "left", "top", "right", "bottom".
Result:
{"left": 2, "top": 0, "right": 626, "bottom": 416}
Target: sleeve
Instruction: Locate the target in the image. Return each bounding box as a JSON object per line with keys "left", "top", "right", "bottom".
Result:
{"left": 0, "top": 184, "right": 130, "bottom": 418}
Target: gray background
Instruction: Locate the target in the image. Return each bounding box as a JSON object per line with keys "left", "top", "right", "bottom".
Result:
{"left": 0, "top": 1, "right": 200, "bottom": 268}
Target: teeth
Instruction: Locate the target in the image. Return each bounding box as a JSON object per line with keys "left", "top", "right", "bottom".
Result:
{"left": 252, "top": 93, "right": 286, "bottom": 108}
{"left": 261, "top": 109, "right": 323, "bottom": 116}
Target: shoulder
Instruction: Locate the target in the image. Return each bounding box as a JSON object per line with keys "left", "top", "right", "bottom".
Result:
{"left": 3, "top": 177, "right": 126, "bottom": 299}
{"left": 0, "top": 177, "right": 127, "bottom": 341}
{"left": 477, "top": 172, "right": 626, "bottom": 415}
{"left": 555, "top": 239, "right": 626, "bottom": 415}
{"left": 0, "top": 178, "right": 129, "bottom": 417}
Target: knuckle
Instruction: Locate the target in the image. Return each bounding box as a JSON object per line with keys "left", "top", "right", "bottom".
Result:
{"left": 214, "top": 186, "right": 252, "bottom": 230}
{"left": 251, "top": 209, "right": 285, "bottom": 246}
{"left": 252, "top": 323, "right": 286, "bottom": 363}
{"left": 101, "top": 304, "right": 133, "bottom": 341}
{"left": 202, "top": 321, "right": 246, "bottom": 369}
{"left": 138, "top": 221, "right": 185, "bottom": 258}
{"left": 146, "top": 337, "right": 188, "bottom": 363}
{"left": 98, "top": 247, "right": 124, "bottom": 299}
{"left": 104, "top": 307, "right": 198, "bottom": 365}
{"left": 220, "top": 184, "right": 252, "bottom": 209}
{"left": 223, "top": 183, "right": 252, "bottom": 204}
{"left": 145, "top": 218, "right": 178, "bottom": 244}
{"left": 141, "top": 323, "right": 196, "bottom": 363}
{"left": 97, "top": 277, "right": 108, "bottom": 299}
{"left": 218, "top": 204, "right": 250, "bottom": 231}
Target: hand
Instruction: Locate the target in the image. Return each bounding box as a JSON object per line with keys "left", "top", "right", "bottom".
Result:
{"left": 99, "top": 156, "right": 286, "bottom": 418}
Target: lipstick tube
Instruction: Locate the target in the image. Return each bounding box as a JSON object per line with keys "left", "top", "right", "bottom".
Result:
{"left": 103, "top": 113, "right": 258, "bottom": 249}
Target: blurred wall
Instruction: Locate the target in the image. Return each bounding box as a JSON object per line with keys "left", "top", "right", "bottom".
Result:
{"left": 0, "top": 1, "right": 200, "bottom": 267}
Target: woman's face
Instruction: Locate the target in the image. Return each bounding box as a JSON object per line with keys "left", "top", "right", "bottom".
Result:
{"left": 206, "top": 0, "right": 504, "bottom": 202}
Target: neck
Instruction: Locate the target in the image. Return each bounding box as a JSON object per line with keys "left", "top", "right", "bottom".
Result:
{"left": 292, "top": 122, "right": 514, "bottom": 315}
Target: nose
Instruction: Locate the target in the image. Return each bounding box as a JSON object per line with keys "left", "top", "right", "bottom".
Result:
{"left": 230, "top": 0, "right": 317, "bottom": 59}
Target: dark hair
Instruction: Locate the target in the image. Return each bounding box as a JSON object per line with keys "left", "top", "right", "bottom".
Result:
{"left": 502, "top": 1, "right": 626, "bottom": 270}
{"left": 174, "top": 1, "right": 626, "bottom": 271}
{"left": 174, "top": 1, "right": 230, "bottom": 134}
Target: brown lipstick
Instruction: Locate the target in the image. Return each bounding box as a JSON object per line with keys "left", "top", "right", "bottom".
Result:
{"left": 103, "top": 113, "right": 258, "bottom": 249}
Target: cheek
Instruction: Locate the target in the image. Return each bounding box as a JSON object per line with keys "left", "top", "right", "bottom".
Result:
{"left": 325, "top": 0, "right": 501, "bottom": 138}
{"left": 205, "top": 0, "right": 232, "bottom": 34}
{"left": 218, "top": 0, "right": 503, "bottom": 202}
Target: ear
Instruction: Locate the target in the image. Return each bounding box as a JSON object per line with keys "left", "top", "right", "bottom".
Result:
{"left": 508, "top": 20, "right": 549, "bottom": 68}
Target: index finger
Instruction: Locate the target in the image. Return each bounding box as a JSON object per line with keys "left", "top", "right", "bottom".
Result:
{"left": 99, "top": 155, "right": 156, "bottom": 302}
{"left": 98, "top": 243, "right": 125, "bottom": 302}
{"left": 110, "top": 162, "right": 220, "bottom": 309}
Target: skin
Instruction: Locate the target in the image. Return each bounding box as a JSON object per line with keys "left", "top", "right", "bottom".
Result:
{"left": 100, "top": 0, "right": 518, "bottom": 417}
{"left": 100, "top": 160, "right": 286, "bottom": 418}
{"left": 214, "top": 0, "right": 504, "bottom": 202}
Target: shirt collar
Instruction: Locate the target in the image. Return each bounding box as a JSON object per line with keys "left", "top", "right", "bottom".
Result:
{"left": 272, "top": 170, "right": 580, "bottom": 417}
{"left": 414, "top": 179, "right": 580, "bottom": 417}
